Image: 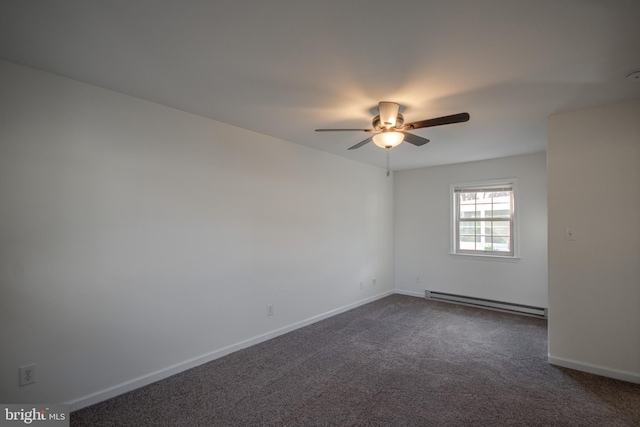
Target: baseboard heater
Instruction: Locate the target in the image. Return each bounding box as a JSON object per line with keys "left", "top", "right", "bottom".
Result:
{"left": 425, "top": 290, "right": 547, "bottom": 319}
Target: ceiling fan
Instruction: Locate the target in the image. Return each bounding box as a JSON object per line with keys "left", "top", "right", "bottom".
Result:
{"left": 316, "top": 102, "right": 470, "bottom": 150}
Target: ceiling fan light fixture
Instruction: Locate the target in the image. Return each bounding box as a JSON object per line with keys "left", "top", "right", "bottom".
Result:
{"left": 378, "top": 102, "right": 400, "bottom": 128}
{"left": 372, "top": 131, "right": 404, "bottom": 148}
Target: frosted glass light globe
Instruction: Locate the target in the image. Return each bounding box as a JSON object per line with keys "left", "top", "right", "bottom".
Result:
{"left": 372, "top": 131, "right": 404, "bottom": 148}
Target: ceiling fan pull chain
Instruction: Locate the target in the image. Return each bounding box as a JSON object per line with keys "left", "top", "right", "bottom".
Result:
{"left": 386, "top": 148, "right": 390, "bottom": 177}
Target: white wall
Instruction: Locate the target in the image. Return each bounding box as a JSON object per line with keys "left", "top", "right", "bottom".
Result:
{"left": 0, "top": 60, "right": 394, "bottom": 407}
{"left": 394, "top": 153, "right": 548, "bottom": 308}
{"left": 547, "top": 100, "right": 640, "bottom": 383}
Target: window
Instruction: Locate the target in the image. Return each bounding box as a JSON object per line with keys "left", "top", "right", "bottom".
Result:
{"left": 452, "top": 180, "right": 517, "bottom": 257}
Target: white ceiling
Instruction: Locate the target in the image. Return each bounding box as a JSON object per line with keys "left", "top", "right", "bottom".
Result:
{"left": 1, "top": 0, "right": 639, "bottom": 170}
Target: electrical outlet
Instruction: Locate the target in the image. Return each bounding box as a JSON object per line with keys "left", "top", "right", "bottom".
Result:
{"left": 372, "top": 278, "right": 377, "bottom": 286}
{"left": 19, "top": 364, "right": 35, "bottom": 386}
{"left": 266, "top": 304, "right": 274, "bottom": 316}
{"left": 359, "top": 281, "right": 364, "bottom": 289}
{"left": 416, "top": 276, "right": 420, "bottom": 283}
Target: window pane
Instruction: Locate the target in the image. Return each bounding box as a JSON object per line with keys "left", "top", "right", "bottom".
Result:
{"left": 476, "top": 235, "right": 493, "bottom": 251}
{"left": 476, "top": 202, "right": 492, "bottom": 217}
{"left": 492, "top": 221, "right": 510, "bottom": 236}
{"left": 493, "top": 236, "right": 510, "bottom": 244}
{"left": 459, "top": 221, "right": 475, "bottom": 235}
{"left": 460, "top": 235, "right": 475, "bottom": 250}
{"left": 490, "top": 192, "right": 510, "bottom": 201}
{"left": 492, "top": 236, "right": 510, "bottom": 252}
{"left": 459, "top": 193, "right": 477, "bottom": 203}
{"left": 493, "top": 203, "right": 511, "bottom": 217}
{"left": 459, "top": 204, "right": 477, "bottom": 218}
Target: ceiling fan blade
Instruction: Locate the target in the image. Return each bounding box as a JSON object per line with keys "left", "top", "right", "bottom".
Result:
{"left": 348, "top": 136, "right": 373, "bottom": 150}
{"left": 379, "top": 102, "right": 400, "bottom": 128}
{"left": 403, "top": 112, "right": 470, "bottom": 130}
{"left": 315, "top": 128, "right": 376, "bottom": 132}
{"left": 401, "top": 132, "right": 430, "bottom": 146}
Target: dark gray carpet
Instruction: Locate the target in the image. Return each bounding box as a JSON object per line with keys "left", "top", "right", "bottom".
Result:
{"left": 71, "top": 295, "right": 640, "bottom": 426}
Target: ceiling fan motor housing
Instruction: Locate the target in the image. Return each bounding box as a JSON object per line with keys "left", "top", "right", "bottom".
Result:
{"left": 372, "top": 114, "right": 404, "bottom": 130}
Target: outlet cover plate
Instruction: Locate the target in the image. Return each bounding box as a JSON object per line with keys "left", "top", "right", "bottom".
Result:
{"left": 19, "top": 364, "right": 35, "bottom": 386}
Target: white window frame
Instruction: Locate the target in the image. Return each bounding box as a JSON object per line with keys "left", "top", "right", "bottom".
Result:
{"left": 450, "top": 178, "right": 520, "bottom": 260}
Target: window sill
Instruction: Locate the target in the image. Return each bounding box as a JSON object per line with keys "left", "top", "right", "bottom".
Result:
{"left": 449, "top": 253, "right": 520, "bottom": 262}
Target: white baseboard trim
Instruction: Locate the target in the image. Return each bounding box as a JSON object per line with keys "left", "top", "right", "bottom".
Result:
{"left": 394, "top": 289, "right": 424, "bottom": 298}
{"left": 66, "top": 290, "right": 394, "bottom": 411}
{"left": 548, "top": 355, "right": 640, "bottom": 384}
